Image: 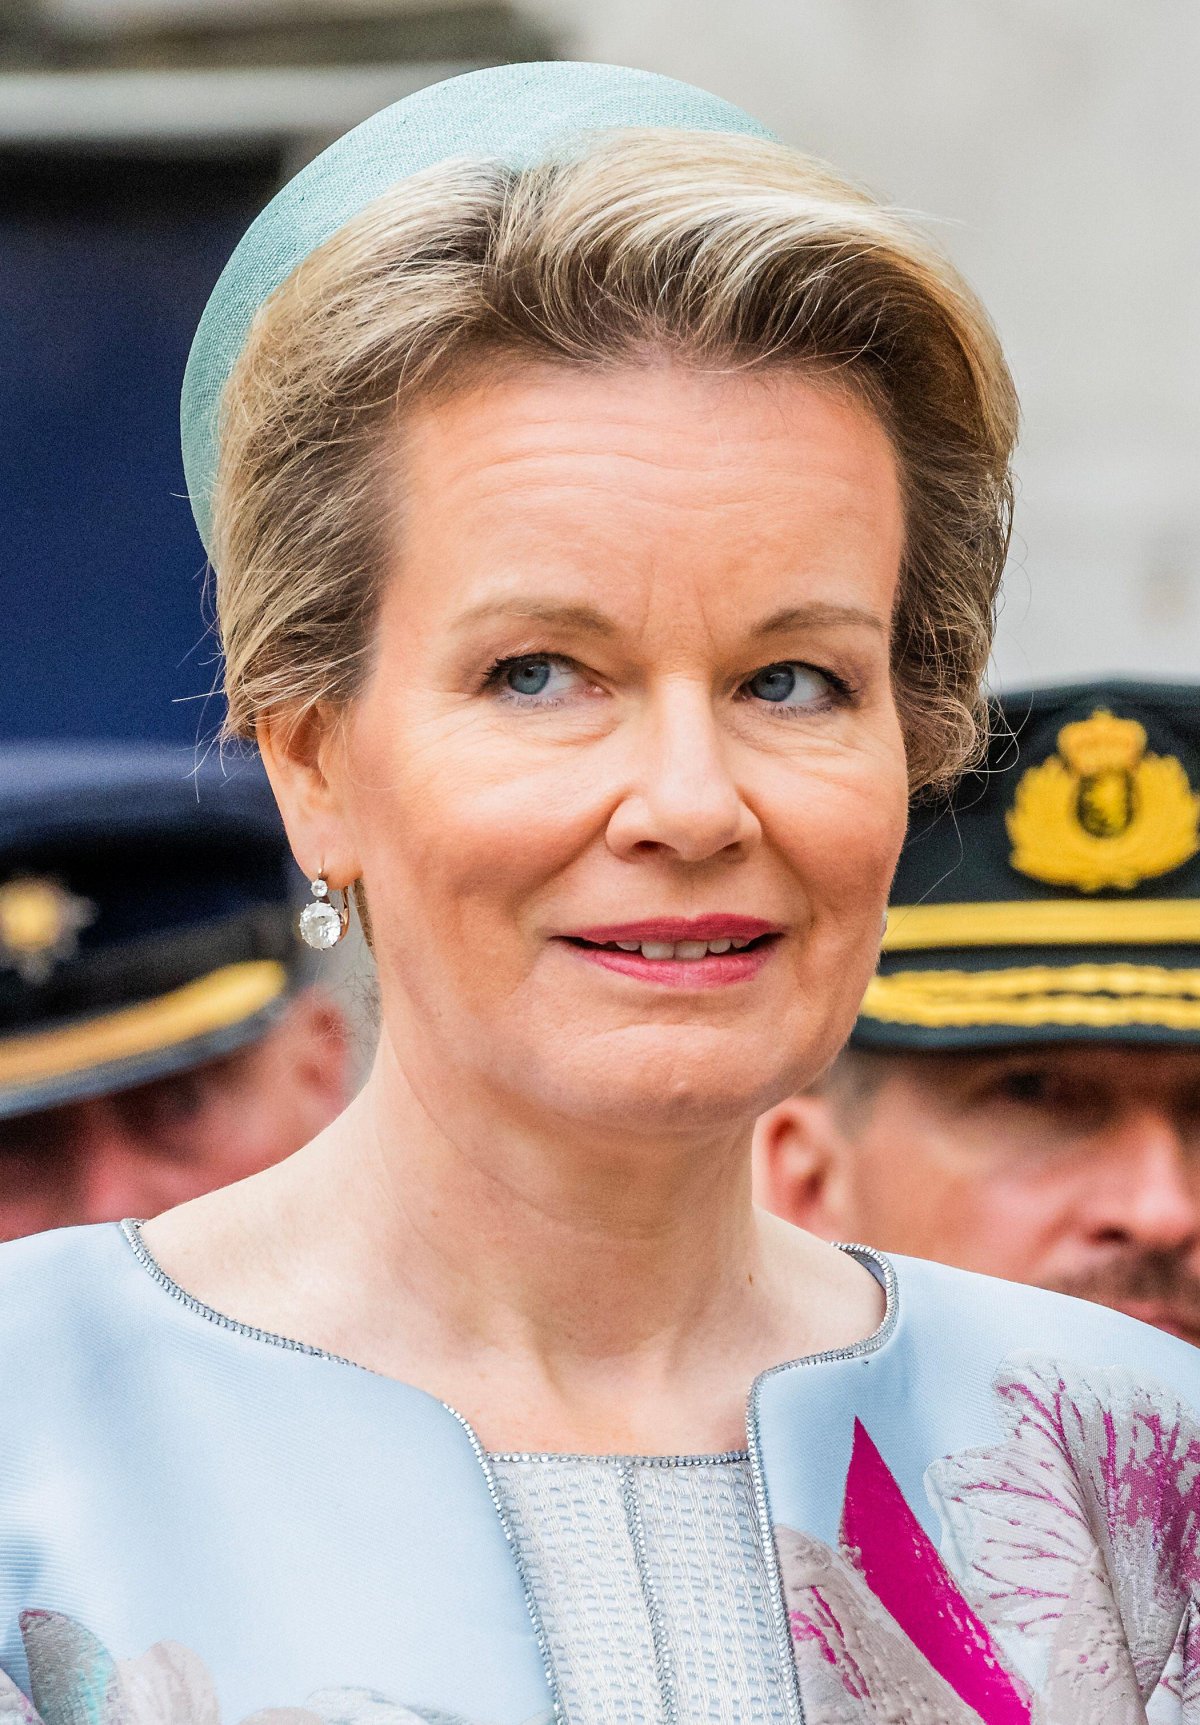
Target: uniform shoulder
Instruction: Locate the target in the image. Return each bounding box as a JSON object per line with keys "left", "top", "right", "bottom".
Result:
{"left": 886, "top": 1251, "right": 1200, "bottom": 1401}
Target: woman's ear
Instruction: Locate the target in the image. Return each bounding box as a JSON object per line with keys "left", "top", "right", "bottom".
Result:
{"left": 256, "top": 705, "right": 360, "bottom": 888}
{"left": 752, "top": 1093, "right": 853, "bottom": 1241}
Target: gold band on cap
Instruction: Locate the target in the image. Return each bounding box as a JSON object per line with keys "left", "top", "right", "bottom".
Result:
{"left": 861, "top": 962, "right": 1200, "bottom": 1030}
{"left": 0, "top": 960, "right": 288, "bottom": 1091}
{"left": 882, "top": 899, "right": 1200, "bottom": 953}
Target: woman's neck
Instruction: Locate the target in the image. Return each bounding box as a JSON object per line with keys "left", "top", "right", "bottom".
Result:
{"left": 365, "top": 1038, "right": 763, "bottom": 1350}
{"left": 144, "top": 1037, "right": 883, "bottom": 1454}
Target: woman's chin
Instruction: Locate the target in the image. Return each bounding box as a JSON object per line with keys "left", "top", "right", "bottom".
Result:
{"left": 508, "top": 1033, "right": 820, "bottom": 1138}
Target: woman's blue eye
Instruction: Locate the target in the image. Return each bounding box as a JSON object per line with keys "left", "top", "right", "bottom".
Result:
{"left": 506, "top": 658, "right": 554, "bottom": 696}
{"left": 746, "top": 662, "right": 831, "bottom": 707}
{"left": 489, "top": 655, "right": 580, "bottom": 704}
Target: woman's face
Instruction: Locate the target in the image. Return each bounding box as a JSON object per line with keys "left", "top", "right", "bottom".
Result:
{"left": 327, "top": 362, "right": 909, "bottom": 1134}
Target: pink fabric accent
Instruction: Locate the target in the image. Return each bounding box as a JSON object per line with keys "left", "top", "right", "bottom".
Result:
{"left": 841, "top": 1419, "right": 1034, "bottom": 1725}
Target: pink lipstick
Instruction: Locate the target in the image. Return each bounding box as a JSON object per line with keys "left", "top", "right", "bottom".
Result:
{"left": 558, "top": 916, "right": 782, "bottom": 989}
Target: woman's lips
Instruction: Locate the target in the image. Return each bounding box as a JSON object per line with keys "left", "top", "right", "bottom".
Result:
{"left": 557, "top": 917, "right": 783, "bottom": 989}
{"left": 566, "top": 916, "right": 780, "bottom": 944}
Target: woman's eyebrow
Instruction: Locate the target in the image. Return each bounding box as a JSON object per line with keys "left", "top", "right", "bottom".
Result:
{"left": 750, "top": 603, "right": 886, "bottom": 638}
{"left": 452, "top": 599, "right": 620, "bottom": 636}
{"left": 452, "top": 598, "right": 884, "bottom": 640}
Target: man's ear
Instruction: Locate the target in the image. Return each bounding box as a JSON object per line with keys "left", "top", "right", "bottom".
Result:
{"left": 752, "top": 1092, "right": 854, "bottom": 1240}
{"left": 257, "top": 705, "right": 360, "bottom": 889}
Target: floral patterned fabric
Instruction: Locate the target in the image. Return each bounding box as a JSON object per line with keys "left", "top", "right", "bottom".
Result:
{"left": 778, "top": 1355, "right": 1200, "bottom": 1723}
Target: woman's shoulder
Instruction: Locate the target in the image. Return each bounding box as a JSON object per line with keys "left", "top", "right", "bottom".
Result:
{"left": 0, "top": 1218, "right": 125, "bottom": 1297}
{"left": 0, "top": 1223, "right": 145, "bottom": 1388}
{"left": 886, "top": 1248, "right": 1200, "bottom": 1400}
{"left": 772, "top": 1255, "right": 1200, "bottom": 1722}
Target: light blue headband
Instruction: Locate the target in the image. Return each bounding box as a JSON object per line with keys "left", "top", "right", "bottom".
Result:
{"left": 180, "top": 60, "right": 775, "bottom": 554}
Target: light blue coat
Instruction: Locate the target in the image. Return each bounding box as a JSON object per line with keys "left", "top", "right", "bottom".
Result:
{"left": 1, "top": 1221, "right": 1197, "bottom": 1724}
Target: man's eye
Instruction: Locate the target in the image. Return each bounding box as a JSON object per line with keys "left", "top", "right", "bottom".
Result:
{"left": 742, "top": 662, "right": 836, "bottom": 710}
{"left": 984, "top": 1068, "right": 1112, "bottom": 1136}
{"left": 129, "top": 1074, "right": 210, "bottom": 1131}
{"left": 993, "top": 1076, "right": 1048, "bottom": 1104}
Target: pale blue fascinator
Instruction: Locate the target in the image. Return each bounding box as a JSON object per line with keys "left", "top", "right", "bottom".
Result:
{"left": 180, "top": 60, "right": 776, "bottom": 555}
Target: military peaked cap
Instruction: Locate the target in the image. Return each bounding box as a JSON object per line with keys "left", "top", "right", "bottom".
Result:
{"left": 854, "top": 679, "right": 1200, "bottom": 1050}
{"left": 0, "top": 744, "right": 304, "bottom": 1118}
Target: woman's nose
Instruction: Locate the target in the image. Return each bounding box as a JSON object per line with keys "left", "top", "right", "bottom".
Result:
{"left": 604, "top": 680, "right": 761, "bottom": 864}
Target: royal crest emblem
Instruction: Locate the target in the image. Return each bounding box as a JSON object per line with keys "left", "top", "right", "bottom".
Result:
{"left": 0, "top": 876, "right": 96, "bottom": 982}
{"left": 1006, "top": 709, "right": 1200, "bottom": 892}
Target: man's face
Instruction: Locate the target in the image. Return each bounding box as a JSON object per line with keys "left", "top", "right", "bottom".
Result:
{"left": 756, "top": 1043, "right": 1200, "bottom": 1345}
{"left": 0, "top": 992, "right": 349, "bottom": 1242}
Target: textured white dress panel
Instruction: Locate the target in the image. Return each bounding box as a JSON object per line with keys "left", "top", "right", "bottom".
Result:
{"left": 489, "top": 1454, "right": 793, "bottom": 1725}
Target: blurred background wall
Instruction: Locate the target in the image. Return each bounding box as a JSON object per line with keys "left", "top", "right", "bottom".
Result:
{"left": 1, "top": 0, "right": 1196, "bottom": 751}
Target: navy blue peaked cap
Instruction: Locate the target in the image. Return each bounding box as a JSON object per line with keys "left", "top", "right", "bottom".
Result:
{"left": 0, "top": 744, "right": 303, "bottom": 1118}
{"left": 854, "top": 679, "right": 1200, "bottom": 1051}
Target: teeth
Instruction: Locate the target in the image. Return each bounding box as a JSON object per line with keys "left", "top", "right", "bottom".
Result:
{"left": 600, "top": 936, "right": 758, "bottom": 960}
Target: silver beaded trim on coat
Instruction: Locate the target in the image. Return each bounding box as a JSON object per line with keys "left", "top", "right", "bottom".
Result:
{"left": 119, "top": 1220, "right": 899, "bottom": 1725}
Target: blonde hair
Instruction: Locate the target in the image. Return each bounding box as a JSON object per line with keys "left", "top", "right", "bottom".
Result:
{"left": 214, "top": 130, "right": 1018, "bottom": 790}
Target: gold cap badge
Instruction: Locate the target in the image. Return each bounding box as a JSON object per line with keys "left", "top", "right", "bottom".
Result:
{"left": 1007, "top": 709, "right": 1200, "bottom": 892}
{"left": 0, "top": 877, "right": 96, "bottom": 983}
